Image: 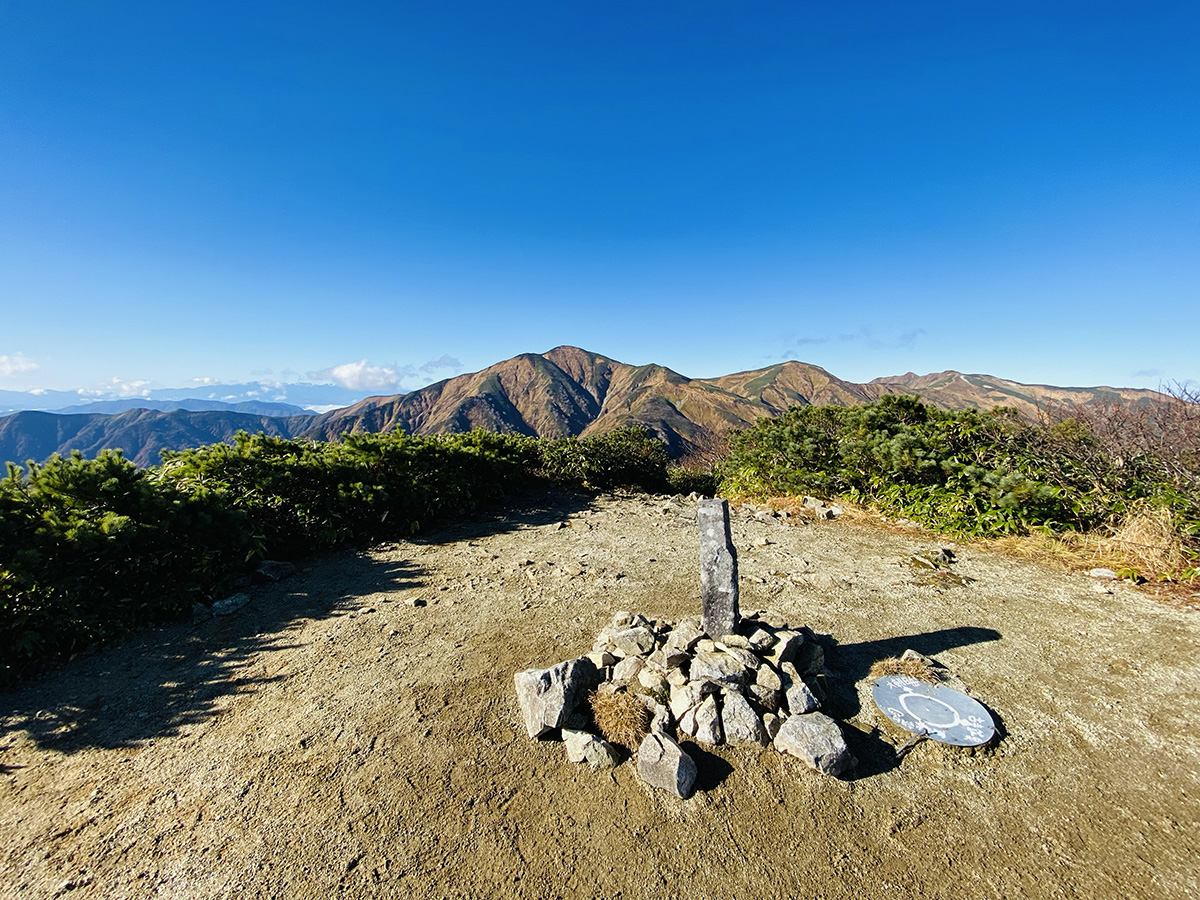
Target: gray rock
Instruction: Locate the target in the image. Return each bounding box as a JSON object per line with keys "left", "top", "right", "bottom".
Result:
{"left": 586, "top": 650, "right": 617, "bottom": 668}
{"left": 637, "top": 664, "right": 669, "bottom": 696}
{"left": 256, "top": 560, "right": 297, "bottom": 582}
{"left": 637, "top": 733, "right": 697, "bottom": 799}
{"left": 212, "top": 593, "right": 250, "bottom": 616}
{"left": 698, "top": 499, "right": 740, "bottom": 638}
{"left": 663, "top": 619, "right": 704, "bottom": 654}
{"left": 563, "top": 729, "right": 620, "bottom": 768}
{"left": 774, "top": 712, "right": 855, "bottom": 776}
{"left": 611, "top": 610, "right": 634, "bottom": 628}
{"left": 747, "top": 683, "right": 782, "bottom": 712}
{"left": 716, "top": 633, "right": 751, "bottom": 650}
{"left": 748, "top": 628, "right": 777, "bottom": 651}
{"left": 666, "top": 668, "right": 688, "bottom": 688}
{"left": 191, "top": 602, "right": 213, "bottom": 623}
{"left": 611, "top": 656, "right": 645, "bottom": 686}
{"left": 649, "top": 703, "right": 673, "bottom": 736}
{"left": 782, "top": 662, "right": 821, "bottom": 714}
{"left": 762, "top": 630, "right": 805, "bottom": 666}
{"left": 691, "top": 649, "right": 752, "bottom": 686}
{"left": 669, "top": 680, "right": 716, "bottom": 721}
{"left": 1089, "top": 568, "right": 1118, "bottom": 580}
{"left": 756, "top": 663, "right": 783, "bottom": 691}
{"left": 610, "top": 626, "right": 656, "bottom": 657}
{"left": 693, "top": 694, "right": 724, "bottom": 745}
{"left": 513, "top": 657, "right": 601, "bottom": 739}
{"left": 762, "top": 712, "right": 783, "bottom": 741}
{"left": 721, "top": 690, "right": 768, "bottom": 746}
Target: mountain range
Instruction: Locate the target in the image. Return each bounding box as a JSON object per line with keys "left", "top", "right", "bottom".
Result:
{"left": 0, "top": 346, "right": 1167, "bottom": 467}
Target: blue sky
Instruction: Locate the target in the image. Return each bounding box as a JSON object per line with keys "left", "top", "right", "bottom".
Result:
{"left": 1, "top": 1, "right": 1197, "bottom": 404}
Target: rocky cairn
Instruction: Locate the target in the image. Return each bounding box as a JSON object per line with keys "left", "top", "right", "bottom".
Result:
{"left": 514, "top": 608, "right": 855, "bottom": 799}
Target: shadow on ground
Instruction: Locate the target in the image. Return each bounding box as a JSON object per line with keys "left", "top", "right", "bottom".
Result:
{"left": 0, "top": 556, "right": 427, "bottom": 755}
{"left": 0, "top": 487, "right": 602, "bottom": 756}
{"left": 822, "top": 625, "right": 1003, "bottom": 779}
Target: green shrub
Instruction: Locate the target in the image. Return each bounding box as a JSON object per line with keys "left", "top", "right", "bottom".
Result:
{"left": 719, "top": 395, "right": 1199, "bottom": 544}
{"left": 0, "top": 451, "right": 251, "bottom": 686}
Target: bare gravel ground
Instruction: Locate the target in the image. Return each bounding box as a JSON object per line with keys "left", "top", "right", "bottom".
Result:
{"left": 2, "top": 489, "right": 1198, "bottom": 899}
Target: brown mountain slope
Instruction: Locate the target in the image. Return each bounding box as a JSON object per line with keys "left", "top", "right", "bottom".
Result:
{"left": 868, "top": 371, "right": 1164, "bottom": 419}
{"left": 301, "top": 345, "right": 1169, "bottom": 456}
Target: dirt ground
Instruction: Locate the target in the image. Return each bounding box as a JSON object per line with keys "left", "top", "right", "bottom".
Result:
{"left": 2, "top": 489, "right": 1198, "bottom": 899}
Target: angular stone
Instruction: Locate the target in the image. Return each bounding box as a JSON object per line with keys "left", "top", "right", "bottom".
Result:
{"left": 655, "top": 646, "right": 691, "bottom": 669}
{"left": 664, "top": 619, "right": 704, "bottom": 654}
{"left": 637, "top": 733, "right": 697, "bottom": 799}
{"left": 669, "top": 680, "right": 715, "bottom": 721}
{"left": 611, "top": 656, "right": 645, "bottom": 686}
{"left": 721, "top": 690, "right": 768, "bottom": 746}
{"left": 747, "top": 683, "right": 782, "bottom": 712}
{"left": 762, "top": 630, "right": 804, "bottom": 666}
{"left": 563, "top": 729, "right": 620, "bottom": 768}
{"left": 774, "top": 712, "right": 855, "bottom": 777}
{"left": 586, "top": 650, "right": 616, "bottom": 669}
{"left": 748, "top": 628, "right": 777, "bottom": 651}
{"left": 610, "top": 626, "right": 656, "bottom": 658}
{"left": 698, "top": 498, "right": 740, "bottom": 638}
{"left": 762, "top": 712, "right": 783, "bottom": 740}
{"left": 693, "top": 694, "right": 724, "bottom": 745}
{"left": 782, "top": 662, "right": 820, "bottom": 714}
{"left": 717, "top": 633, "right": 751, "bottom": 650}
{"left": 649, "top": 703, "right": 672, "bottom": 736}
{"left": 611, "top": 610, "right": 634, "bottom": 628}
{"left": 212, "top": 593, "right": 250, "bottom": 616}
{"left": 514, "top": 657, "right": 601, "bottom": 739}
{"left": 637, "top": 664, "right": 669, "bottom": 696}
{"left": 691, "top": 649, "right": 752, "bottom": 686}
{"left": 756, "top": 663, "right": 783, "bottom": 691}
{"left": 666, "top": 668, "right": 688, "bottom": 688}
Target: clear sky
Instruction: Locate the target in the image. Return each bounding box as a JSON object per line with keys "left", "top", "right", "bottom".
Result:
{"left": 1, "top": 1, "right": 1197, "bottom": 401}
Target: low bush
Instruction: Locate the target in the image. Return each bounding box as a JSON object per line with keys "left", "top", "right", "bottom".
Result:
{"left": 719, "top": 395, "right": 1199, "bottom": 574}
{"left": 1, "top": 426, "right": 673, "bottom": 687}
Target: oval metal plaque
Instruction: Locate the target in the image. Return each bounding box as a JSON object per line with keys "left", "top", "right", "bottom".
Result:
{"left": 872, "top": 675, "right": 995, "bottom": 747}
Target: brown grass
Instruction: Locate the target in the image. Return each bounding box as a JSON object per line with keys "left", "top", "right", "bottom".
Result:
{"left": 589, "top": 689, "right": 650, "bottom": 749}
{"left": 990, "top": 503, "right": 1189, "bottom": 581}
{"left": 868, "top": 657, "right": 941, "bottom": 684}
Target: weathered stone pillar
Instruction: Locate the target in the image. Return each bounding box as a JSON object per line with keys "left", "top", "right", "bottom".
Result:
{"left": 698, "top": 498, "right": 739, "bottom": 637}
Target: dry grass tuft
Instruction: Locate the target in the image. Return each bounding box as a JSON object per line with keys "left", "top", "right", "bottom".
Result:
{"left": 991, "top": 503, "right": 1190, "bottom": 583}
{"left": 869, "top": 656, "right": 941, "bottom": 684}
{"left": 589, "top": 689, "right": 650, "bottom": 749}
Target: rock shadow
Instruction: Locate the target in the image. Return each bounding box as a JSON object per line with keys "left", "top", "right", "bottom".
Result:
{"left": 0, "top": 556, "right": 428, "bottom": 755}
{"left": 821, "top": 626, "right": 1002, "bottom": 721}
{"left": 680, "top": 740, "right": 735, "bottom": 792}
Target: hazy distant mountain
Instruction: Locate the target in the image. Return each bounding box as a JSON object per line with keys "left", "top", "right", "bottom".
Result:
{"left": 0, "top": 381, "right": 375, "bottom": 416}
{"left": 0, "top": 347, "right": 1170, "bottom": 467}
{"left": 54, "top": 398, "right": 313, "bottom": 417}
{"left": 0, "top": 409, "right": 315, "bottom": 468}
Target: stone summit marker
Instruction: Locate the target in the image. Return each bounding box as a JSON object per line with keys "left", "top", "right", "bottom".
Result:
{"left": 698, "top": 498, "right": 739, "bottom": 638}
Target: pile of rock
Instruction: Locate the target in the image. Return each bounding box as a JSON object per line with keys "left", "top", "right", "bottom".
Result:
{"left": 514, "top": 609, "right": 856, "bottom": 800}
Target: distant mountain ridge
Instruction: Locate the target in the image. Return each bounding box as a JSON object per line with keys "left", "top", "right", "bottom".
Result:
{"left": 54, "top": 398, "right": 314, "bottom": 417}
{"left": 0, "top": 409, "right": 315, "bottom": 467}
{"left": 0, "top": 346, "right": 1169, "bottom": 467}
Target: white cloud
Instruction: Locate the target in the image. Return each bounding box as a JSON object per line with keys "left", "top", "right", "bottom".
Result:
{"left": 309, "top": 359, "right": 405, "bottom": 392}
{"left": 307, "top": 354, "right": 464, "bottom": 393}
{"left": 0, "top": 353, "right": 38, "bottom": 378}
{"left": 107, "top": 376, "right": 152, "bottom": 397}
